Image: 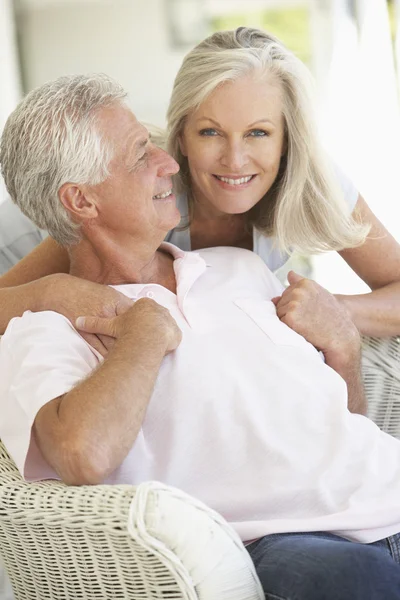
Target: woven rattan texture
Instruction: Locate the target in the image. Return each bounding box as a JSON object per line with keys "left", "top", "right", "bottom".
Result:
{"left": 362, "top": 336, "right": 400, "bottom": 438}
{"left": 0, "top": 442, "right": 196, "bottom": 599}
{"left": 0, "top": 441, "right": 264, "bottom": 600}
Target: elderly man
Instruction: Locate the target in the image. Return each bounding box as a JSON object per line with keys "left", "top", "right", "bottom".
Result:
{"left": 1, "top": 75, "right": 400, "bottom": 600}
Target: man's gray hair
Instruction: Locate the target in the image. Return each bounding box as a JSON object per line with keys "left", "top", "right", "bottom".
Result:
{"left": 0, "top": 74, "right": 127, "bottom": 246}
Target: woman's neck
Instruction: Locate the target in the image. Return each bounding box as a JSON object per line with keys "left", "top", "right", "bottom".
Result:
{"left": 190, "top": 209, "right": 252, "bottom": 251}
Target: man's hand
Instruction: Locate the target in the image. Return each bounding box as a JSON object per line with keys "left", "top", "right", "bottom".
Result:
{"left": 272, "top": 271, "right": 360, "bottom": 362}
{"left": 76, "top": 298, "right": 182, "bottom": 355}
{"left": 42, "top": 273, "right": 134, "bottom": 356}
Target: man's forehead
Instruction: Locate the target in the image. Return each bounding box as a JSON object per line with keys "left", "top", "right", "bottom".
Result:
{"left": 97, "top": 105, "right": 148, "bottom": 145}
{"left": 127, "top": 124, "right": 149, "bottom": 146}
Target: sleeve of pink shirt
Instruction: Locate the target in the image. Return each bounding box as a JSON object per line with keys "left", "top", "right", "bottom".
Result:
{"left": 0, "top": 310, "right": 101, "bottom": 481}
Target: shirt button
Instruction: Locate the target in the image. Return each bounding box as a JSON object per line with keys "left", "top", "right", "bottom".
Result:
{"left": 146, "top": 291, "right": 155, "bottom": 299}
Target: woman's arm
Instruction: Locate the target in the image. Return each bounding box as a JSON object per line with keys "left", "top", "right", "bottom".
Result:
{"left": 337, "top": 195, "right": 400, "bottom": 337}
{"left": 0, "top": 238, "right": 133, "bottom": 351}
{"left": 0, "top": 238, "right": 70, "bottom": 333}
{"left": 0, "top": 237, "right": 69, "bottom": 288}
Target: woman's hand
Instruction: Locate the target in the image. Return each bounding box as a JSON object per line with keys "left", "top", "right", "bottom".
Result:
{"left": 273, "top": 271, "right": 366, "bottom": 414}
{"left": 42, "top": 273, "right": 134, "bottom": 355}
{"left": 272, "top": 271, "right": 360, "bottom": 364}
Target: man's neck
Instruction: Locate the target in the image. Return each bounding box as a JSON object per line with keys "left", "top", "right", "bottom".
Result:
{"left": 68, "top": 234, "right": 176, "bottom": 292}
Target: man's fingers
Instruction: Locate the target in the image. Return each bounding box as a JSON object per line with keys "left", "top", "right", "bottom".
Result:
{"left": 271, "top": 296, "right": 281, "bottom": 306}
{"left": 76, "top": 316, "right": 116, "bottom": 337}
{"left": 116, "top": 298, "right": 134, "bottom": 316}
{"left": 78, "top": 332, "right": 109, "bottom": 357}
{"left": 98, "top": 334, "right": 116, "bottom": 352}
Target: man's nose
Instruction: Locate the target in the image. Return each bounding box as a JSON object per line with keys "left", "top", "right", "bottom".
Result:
{"left": 156, "top": 147, "right": 180, "bottom": 177}
{"left": 220, "top": 140, "right": 249, "bottom": 171}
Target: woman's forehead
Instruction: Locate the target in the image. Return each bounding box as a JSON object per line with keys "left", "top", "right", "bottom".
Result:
{"left": 189, "top": 74, "right": 284, "bottom": 127}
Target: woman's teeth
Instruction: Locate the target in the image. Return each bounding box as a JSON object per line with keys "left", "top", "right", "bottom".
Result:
{"left": 153, "top": 189, "right": 172, "bottom": 199}
{"left": 215, "top": 175, "right": 253, "bottom": 185}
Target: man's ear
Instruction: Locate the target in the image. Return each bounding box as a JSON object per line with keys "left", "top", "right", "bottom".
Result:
{"left": 58, "top": 183, "right": 98, "bottom": 222}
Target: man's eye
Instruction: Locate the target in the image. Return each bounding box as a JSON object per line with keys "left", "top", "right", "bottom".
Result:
{"left": 199, "top": 128, "right": 218, "bottom": 136}
{"left": 248, "top": 129, "right": 269, "bottom": 137}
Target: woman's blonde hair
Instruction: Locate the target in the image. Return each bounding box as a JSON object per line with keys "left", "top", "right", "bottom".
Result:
{"left": 167, "top": 27, "right": 369, "bottom": 255}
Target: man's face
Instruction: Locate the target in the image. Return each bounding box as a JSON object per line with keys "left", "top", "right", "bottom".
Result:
{"left": 88, "top": 105, "right": 181, "bottom": 245}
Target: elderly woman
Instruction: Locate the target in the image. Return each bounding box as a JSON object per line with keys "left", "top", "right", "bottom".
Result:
{"left": 1, "top": 27, "right": 399, "bottom": 351}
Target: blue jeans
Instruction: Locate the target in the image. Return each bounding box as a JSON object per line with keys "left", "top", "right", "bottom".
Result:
{"left": 246, "top": 531, "right": 400, "bottom": 600}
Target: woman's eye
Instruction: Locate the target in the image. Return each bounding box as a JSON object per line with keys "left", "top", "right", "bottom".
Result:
{"left": 199, "top": 128, "right": 218, "bottom": 136}
{"left": 248, "top": 129, "right": 269, "bottom": 137}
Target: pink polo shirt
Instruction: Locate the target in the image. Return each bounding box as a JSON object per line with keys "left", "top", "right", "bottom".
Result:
{"left": 1, "top": 244, "right": 400, "bottom": 544}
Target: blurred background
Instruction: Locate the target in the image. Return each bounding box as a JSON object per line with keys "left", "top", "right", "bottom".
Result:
{"left": 0, "top": 0, "right": 400, "bottom": 292}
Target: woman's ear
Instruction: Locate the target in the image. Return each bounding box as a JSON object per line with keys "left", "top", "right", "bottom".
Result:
{"left": 178, "top": 133, "right": 188, "bottom": 157}
{"left": 58, "top": 183, "right": 98, "bottom": 222}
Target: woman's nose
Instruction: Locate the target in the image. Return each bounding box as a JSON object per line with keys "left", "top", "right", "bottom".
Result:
{"left": 220, "top": 141, "right": 249, "bottom": 171}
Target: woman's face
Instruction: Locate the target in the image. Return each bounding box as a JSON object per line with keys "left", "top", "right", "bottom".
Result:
{"left": 180, "top": 73, "right": 286, "bottom": 217}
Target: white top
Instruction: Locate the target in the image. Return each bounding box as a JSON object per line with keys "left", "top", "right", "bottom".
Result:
{"left": 1, "top": 244, "right": 400, "bottom": 545}
{"left": 0, "top": 166, "right": 358, "bottom": 273}
{"left": 166, "top": 166, "right": 359, "bottom": 271}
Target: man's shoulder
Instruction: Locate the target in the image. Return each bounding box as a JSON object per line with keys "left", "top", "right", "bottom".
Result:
{"left": 1, "top": 310, "right": 101, "bottom": 365}
{"left": 2, "top": 311, "right": 75, "bottom": 351}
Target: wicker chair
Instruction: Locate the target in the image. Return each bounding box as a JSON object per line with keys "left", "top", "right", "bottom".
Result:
{"left": 0, "top": 440, "right": 263, "bottom": 600}
{"left": 362, "top": 336, "right": 400, "bottom": 438}
{"left": 1, "top": 335, "right": 399, "bottom": 599}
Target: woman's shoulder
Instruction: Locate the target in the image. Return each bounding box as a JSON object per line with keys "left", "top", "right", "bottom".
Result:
{"left": 252, "top": 229, "right": 290, "bottom": 272}
{"left": 331, "top": 162, "right": 359, "bottom": 212}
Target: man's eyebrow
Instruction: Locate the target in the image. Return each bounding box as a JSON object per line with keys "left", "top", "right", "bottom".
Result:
{"left": 125, "top": 136, "right": 149, "bottom": 167}
{"left": 133, "top": 137, "right": 150, "bottom": 156}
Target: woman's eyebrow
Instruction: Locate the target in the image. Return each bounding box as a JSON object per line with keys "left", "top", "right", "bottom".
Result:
{"left": 247, "top": 118, "right": 276, "bottom": 127}
{"left": 195, "top": 116, "right": 276, "bottom": 127}
{"left": 195, "top": 117, "right": 222, "bottom": 127}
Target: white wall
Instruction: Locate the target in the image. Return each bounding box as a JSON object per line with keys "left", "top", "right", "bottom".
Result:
{"left": 313, "top": 0, "right": 400, "bottom": 295}
{"left": 0, "top": 0, "right": 21, "bottom": 205}
{"left": 16, "top": 0, "right": 193, "bottom": 126}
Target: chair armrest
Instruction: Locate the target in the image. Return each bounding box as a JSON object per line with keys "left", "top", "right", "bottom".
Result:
{"left": 0, "top": 441, "right": 263, "bottom": 599}
{"left": 362, "top": 335, "right": 400, "bottom": 438}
